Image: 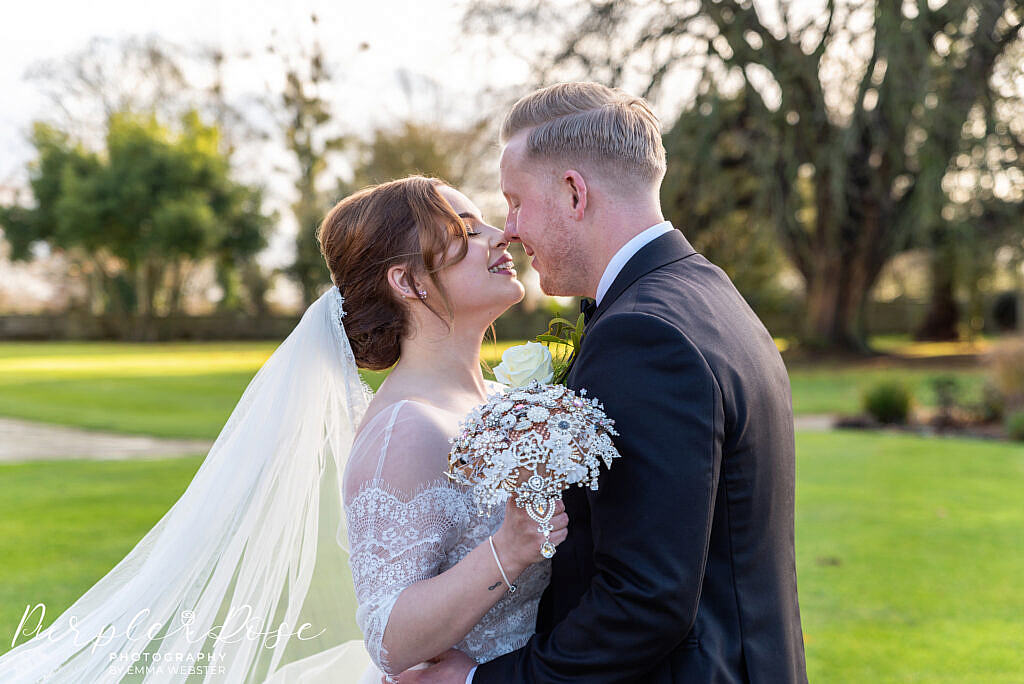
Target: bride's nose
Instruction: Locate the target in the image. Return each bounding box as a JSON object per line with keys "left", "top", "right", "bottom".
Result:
{"left": 486, "top": 225, "right": 508, "bottom": 250}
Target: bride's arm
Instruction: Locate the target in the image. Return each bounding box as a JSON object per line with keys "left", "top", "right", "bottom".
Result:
{"left": 344, "top": 402, "right": 566, "bottom": 676}
{"left": 380, "top": 496, "right": 560, "bottom": 674}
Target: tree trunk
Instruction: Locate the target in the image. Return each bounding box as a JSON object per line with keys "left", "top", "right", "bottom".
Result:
{"left": 802, "top": 267, "right": 870, "bottom": 353}
{"left": 798, "top": 208, "right": 881, "bottom": 354}
{"left": 915, "top": 248, "right": 960, "bottom": 341}
{"left": 241, "top": 261, "right": 271, "bottom": 317}
{"left": 215, "top": 258, "right": 240, "bottom": 311}
{"left": 167, "top": 260, "right": 190, "bottom": 315}
{"left": 131, "top": 259, "right": 161, "bottom": 341}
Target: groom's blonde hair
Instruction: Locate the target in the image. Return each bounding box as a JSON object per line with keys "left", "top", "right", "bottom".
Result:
{"left": 500, "top": 82, "right": 666, "bottom": 186}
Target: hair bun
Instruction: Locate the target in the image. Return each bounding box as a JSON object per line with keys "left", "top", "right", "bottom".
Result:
{"left": 316, "top": 176, "right": 468, "bottom": 370}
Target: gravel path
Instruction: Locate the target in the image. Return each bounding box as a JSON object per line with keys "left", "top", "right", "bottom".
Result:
{"left": 793, "top": 414, "right": 836, "bottom": 432}
{"left": 0, "top": 414, "right": 836, "bottom": 464}
{"left": 0, "top": 417, "right": 213, "bottom": 463}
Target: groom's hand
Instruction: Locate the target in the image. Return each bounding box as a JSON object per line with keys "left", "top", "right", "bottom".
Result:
{"left": 391, "top": 649, "right": 475, "bottom": 684}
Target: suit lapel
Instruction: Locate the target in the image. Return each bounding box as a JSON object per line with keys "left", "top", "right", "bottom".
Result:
{"left": 566, "top": 229, "right": 697, "bottom": 386}
{"left": 586, "top": 229, "right": 697, "bottom": 330}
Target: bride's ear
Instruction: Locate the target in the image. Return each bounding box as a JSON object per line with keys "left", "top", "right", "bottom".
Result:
{"left": 387, "top": 265, "right": 420, "bottom": 300}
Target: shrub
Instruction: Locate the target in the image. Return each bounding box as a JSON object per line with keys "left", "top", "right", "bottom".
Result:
{"left": 988, "top": 336, "right": 1024, "bottom": 411}
{"left": 863, "top": 381, "right": 912, "bottom": 424}
{"left": 930, "top": 375, "right": 960, "bottom": 421}
{"left": 1006, "top": 411, "right": 1024, "bottom": 442}
{"left": 978, "top": 381, "right": 1005, "bottom": 423}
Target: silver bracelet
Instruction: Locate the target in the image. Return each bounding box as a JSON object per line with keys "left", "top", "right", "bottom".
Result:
{"left": 488, "top": 535, "right": 517, "bottom": 593}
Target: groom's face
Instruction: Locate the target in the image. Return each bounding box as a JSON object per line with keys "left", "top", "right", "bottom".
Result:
{"left": 500, "top": 132, "right": 588, "bottom": 297}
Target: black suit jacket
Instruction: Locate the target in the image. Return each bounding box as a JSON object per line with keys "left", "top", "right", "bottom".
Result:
{"left": 475, "top": 229, "right": 807, "bottom": 682}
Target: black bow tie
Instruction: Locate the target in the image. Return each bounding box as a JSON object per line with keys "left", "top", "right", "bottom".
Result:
{"left": 579, "top": 297, "right": 597, "bottom": 324}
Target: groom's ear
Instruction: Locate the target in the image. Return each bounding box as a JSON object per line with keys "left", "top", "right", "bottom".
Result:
{"left": 563, "top": 170, "right": 588, "bottom": 221}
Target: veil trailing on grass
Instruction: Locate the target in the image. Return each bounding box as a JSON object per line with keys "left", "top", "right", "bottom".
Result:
{"left": 0, "top": 287, "right": 375, "bottom": 683}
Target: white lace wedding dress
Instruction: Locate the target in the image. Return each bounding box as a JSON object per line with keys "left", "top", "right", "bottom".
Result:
{"left": 339, "top": 390, "right": 551, "bottom": 681}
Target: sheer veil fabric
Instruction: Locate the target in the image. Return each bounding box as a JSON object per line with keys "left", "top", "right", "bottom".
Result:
{"left": 0, "top": 288, "right": 378, "bottom": 683}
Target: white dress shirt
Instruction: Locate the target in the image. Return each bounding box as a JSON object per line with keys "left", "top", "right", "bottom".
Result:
{"left": 465, "top": 220, "right": 675, "bottom": 684}
{"left": 595, "top": 220, "right": 676, "bottom": 306}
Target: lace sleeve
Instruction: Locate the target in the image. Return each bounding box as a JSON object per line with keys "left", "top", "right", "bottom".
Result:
{"left": 342, "top": 401, "right": 467, "bottom": 675}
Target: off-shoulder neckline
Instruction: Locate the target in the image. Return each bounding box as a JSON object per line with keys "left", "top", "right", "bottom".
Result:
{"left": 358, "top": 381, "right": 507, "bottom": 431}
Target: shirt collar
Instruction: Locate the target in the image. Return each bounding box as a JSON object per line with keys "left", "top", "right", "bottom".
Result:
{"left": 595, "top": 221, "right": 675, "bottom": 306}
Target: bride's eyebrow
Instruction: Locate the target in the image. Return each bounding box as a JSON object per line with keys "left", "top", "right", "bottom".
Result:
{"left": 457, "top": 211, "right": 481, "bottom": 223}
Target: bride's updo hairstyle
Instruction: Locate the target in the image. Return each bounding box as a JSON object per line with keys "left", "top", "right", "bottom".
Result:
{"left": 317, "top": 176, "right": 470, "bottom": 370}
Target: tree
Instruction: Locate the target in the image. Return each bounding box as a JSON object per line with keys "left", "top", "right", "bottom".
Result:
{"left": 662, "top": 85, "right": 792, "bottom": 315}
{"left": 265, "top": 15, "right": 348, "bottom": 307}
{"left": 24, "top": 35, "right": 192, "bottom": 147}
{"left": 353, "top": 122, "right": 459, "bottom": 187}
{"left": 351, "top": 118, "right": 497, "bottom": 189}
{"left": 915, "top": 36, "right": 1024, "bottom": 340}
{"left": 198, "top": 45, "right": 279, "bottom": 314}
{"left": 0, "top": 110, "right": 270, "bottom": 336}
{"left": 467, "top": 0, "right": 1024, "bottom": 351}
{"left": 19, "top": 35, "right": 277, "bottom": 315}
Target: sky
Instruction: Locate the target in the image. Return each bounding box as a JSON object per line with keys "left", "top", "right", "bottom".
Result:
{"left": 0, "top": 0, "right": 533, "bottom": 189}
{"left": 0, "top": 0, "right": 547, "bottom": 291}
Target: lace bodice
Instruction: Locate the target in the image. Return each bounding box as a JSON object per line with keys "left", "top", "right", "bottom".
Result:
{"left": 343, "top": 391, "right": 551, "bottom": 675}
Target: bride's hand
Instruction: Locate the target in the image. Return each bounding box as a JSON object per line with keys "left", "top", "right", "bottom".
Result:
{"left": 390, "top": 648, "right": 475, "bottom": 683}
{"left": 492, "top": 497, "right": 568, "bottom": 572}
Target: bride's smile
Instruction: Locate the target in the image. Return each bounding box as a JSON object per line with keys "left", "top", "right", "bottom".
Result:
{"left": 431, "top": 184, "right": 525, "bottom": 318}
{"left": 487, "top": 255, "right": 516, "bottom": 276}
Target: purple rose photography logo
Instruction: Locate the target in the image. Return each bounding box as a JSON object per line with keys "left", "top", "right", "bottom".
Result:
{"left": 11, "top": 601, "right": 327, "bottom": 674}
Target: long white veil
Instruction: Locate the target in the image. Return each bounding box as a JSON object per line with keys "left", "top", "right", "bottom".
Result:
{"left": 0, "top": 287, "right": 373, "bottom": 683}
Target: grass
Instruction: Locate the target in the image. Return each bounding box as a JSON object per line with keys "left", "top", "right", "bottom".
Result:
{"left": 0, "top": 339, "right": 1017, "bottom": 679}
{"left": 0, "top": 341, "right": 515, "bottom": 439}
{"left": 0, "top": 341, "right": 993, "bottom": 439}
{"left": 787, "top": 363, "right": 987, "bottom": 416}
{"left": 0, "top": 457, "right": 219, "bottom": 647}
{"left": 795, "top": 431, "right": 1024, "bottom": 682}
{"left": 0, "top": 432, "right": 1021, "bottom": 681}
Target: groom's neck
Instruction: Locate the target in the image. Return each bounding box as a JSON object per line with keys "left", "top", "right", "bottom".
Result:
{"left": 583, "top": 194, "right": 664, "bottom": 298}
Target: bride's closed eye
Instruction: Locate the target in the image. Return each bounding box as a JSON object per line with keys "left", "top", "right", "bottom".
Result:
{"left": 459, "top": 215, "right": 481, "bottom": 236}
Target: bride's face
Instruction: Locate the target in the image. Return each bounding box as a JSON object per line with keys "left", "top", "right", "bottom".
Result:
{"left": 434, "top": 185, "right": 525, "bottom": 320}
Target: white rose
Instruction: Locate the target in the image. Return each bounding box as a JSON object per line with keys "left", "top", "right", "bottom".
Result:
{"left": 493, "top": 342, "right": 554, "bottom": 387}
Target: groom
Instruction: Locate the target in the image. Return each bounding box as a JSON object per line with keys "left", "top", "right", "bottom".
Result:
{"left": 406, "top": 82, "right": 808, "bottom": 682}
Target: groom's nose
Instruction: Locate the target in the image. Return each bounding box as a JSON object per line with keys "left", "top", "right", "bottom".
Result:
{"left": 503, "top": 215, "right": 520, "bottom": 242}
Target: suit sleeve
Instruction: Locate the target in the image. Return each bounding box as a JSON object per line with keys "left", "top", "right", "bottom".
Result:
{"left": 475, "top": 311, "right": 725, "bottom": 682}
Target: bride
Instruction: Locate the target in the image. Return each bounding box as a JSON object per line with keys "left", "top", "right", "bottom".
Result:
{"left": 0, "top": 176, "right": 565, "bottom": 683}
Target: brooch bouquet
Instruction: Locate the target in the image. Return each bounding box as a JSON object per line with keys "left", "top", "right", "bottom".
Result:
{"left": 447, "top": 314, "right": 621, "bottom": 558}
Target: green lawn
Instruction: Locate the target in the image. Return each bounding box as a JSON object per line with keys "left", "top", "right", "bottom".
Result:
{"left": 795, "top": 432, "right": 1024, "bottom": 681}
{"left": 1, "top": 432, "right": 1021, "bottom": 681}
{"left": 0, "top": 341, "right": 511, "bottom": 439}
{"left": 787, "top": 363, "right": 986, "bottom": 416}
{"left": 0, "top": 457, "right": 220, "bottom": 647}
{"left": 0, "top": 341, "right": 990, "bottom": 439}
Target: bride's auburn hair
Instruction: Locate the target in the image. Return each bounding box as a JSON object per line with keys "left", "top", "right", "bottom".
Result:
{"left": 317, "top": 175, "right": 470, "bottom": 370}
